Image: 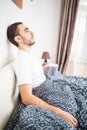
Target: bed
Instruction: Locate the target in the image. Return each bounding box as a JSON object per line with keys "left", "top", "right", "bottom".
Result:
{"left": 1, "top": 65, "right": 87, "bottom": 130}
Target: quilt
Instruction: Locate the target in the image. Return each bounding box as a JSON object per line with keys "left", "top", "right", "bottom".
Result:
{"left": 4, "top": 69, "right": 87, "bottom": 130}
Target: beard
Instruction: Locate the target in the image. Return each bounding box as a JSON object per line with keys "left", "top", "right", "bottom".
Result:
{"left": 28, "top": 41, "right": 35, "bottom": 46}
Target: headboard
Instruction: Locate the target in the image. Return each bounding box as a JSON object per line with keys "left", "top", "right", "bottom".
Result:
{"left": 0, "top": 63, "right": 19, "bottom": 130}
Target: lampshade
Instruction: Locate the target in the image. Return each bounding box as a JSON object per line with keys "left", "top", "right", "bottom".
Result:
{"left": 41, "top": 52, "right": 50, "bottom": 60}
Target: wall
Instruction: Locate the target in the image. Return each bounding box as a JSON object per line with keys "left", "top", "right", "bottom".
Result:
{"left": 0, "top": 0, "right": 61, "bottom": 68}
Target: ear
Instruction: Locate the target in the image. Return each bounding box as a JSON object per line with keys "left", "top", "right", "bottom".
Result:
{"left": 14, "top": 35, "right": 21, "bottom": 43}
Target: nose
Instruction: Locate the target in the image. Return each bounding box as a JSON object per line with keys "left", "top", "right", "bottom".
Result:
{"left": 30, "top": 31, "right": 34, "bottom": 36}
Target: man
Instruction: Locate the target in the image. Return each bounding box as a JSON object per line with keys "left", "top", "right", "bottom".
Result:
{"left": 7, "top": 22, "right": 78, "bottom": 127}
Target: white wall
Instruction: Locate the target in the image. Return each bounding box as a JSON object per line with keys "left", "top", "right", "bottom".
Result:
{"left": 0, "top": 0, "right": 61, "bottom": 68}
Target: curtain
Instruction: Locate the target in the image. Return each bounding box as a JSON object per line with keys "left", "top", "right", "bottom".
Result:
{"left": 66, "top": 0, "right": 87, "bottom": 77}
{"left": 56, "top": 0, "right": 79, "bottom": 74}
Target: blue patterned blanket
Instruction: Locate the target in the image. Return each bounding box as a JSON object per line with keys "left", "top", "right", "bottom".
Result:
{"left": 4, "top": 69, "right": 87, "bottom": 130}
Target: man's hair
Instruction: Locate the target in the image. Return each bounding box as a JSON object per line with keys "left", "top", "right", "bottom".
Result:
{"left": 7, "top": 22, "right": 23, "bottom": 47}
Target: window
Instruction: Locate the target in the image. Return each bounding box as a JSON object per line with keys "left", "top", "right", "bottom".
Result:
{"left": 70, "top": 0, "right": 87, "bottom": 62}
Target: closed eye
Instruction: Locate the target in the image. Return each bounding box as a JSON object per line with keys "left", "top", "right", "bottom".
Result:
{"left": 24, "top": 28, "right": 29, "bottom": 32}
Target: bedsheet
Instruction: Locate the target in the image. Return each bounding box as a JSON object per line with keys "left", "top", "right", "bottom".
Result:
{"left": 4, "top": 70, "right": 87, "bottom": 130}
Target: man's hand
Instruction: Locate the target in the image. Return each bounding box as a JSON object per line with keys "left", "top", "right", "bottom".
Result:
{"left": 56, "top": 108, "right": 78, "bottom": 127}
{"left": 43, "top": 65, "right": 49, "bottom": 72}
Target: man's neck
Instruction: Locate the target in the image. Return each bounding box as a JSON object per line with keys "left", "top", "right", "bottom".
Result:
{"left": 18, "top": 45, "right": 32, "bottom": 53}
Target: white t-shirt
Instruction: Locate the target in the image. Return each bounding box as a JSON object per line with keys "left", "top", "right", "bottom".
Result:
{"left": 12, "top": 50, "right": 46, "bottom": 88}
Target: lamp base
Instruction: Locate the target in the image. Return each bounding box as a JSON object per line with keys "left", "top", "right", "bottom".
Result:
{"left": 42, "top": 61, "right": 48, "bottom": 66}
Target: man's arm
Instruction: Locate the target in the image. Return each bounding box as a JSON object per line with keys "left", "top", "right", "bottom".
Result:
{"left": 19, "top": 84, "right": 78, "bottom": 127}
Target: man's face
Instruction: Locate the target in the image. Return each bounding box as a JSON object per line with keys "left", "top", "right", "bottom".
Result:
{"left": 17, "top": 24, "right": 35, "bottom": 46}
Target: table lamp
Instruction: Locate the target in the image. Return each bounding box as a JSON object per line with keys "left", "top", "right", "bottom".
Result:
{"left": 41, "top": 51, "right": 50, "bottom": 66}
